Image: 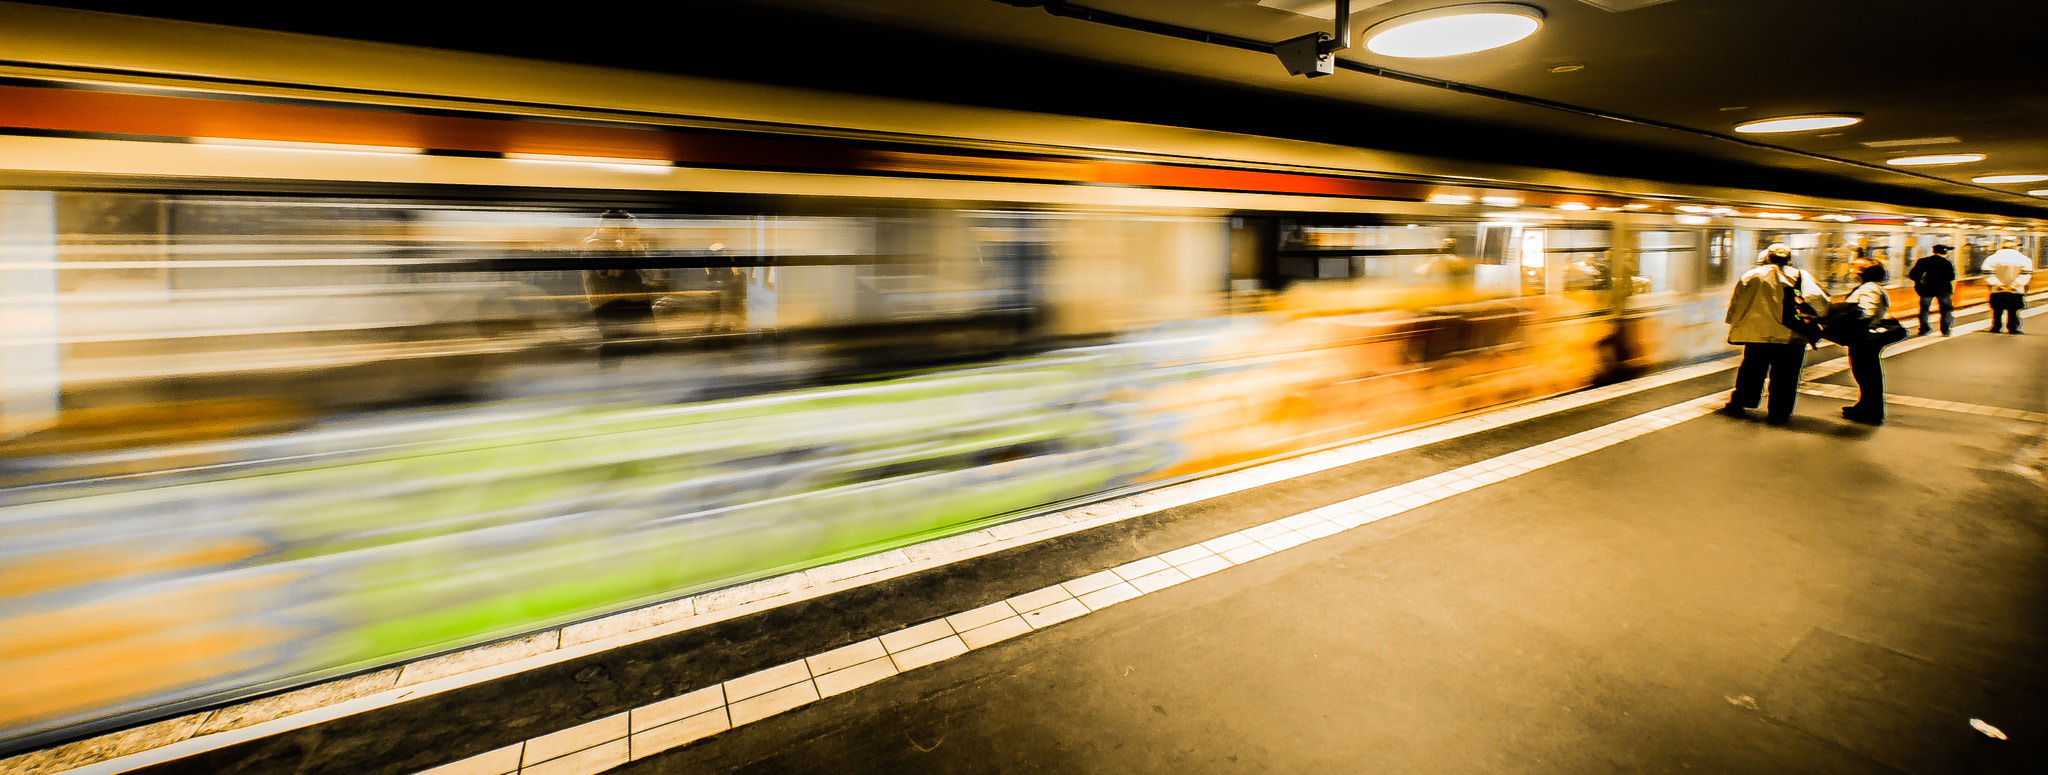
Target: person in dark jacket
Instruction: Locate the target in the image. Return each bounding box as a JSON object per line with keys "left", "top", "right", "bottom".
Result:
{"left": 1839, "top": 262, "right": 1892, "bottom": 425}
{"left": 1906, "top": 244, "right": 1955, "bottom": 336}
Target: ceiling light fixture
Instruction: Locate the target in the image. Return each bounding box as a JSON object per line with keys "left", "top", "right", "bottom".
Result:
{"left": 1886, "top": 153, "right": 1986, "bottom": 166}
{"left": 2028, "top": 190, "right": 2048, "bottom": 197}
{"left": 1363, "top": 3, "right": 1546, "bottom": 58}
{"left": 1972, "top": 174, "right": 2048, "bottom": 184}
{"left": 1733, "top": 114, "right": 1862, "bottom": 134}
{"left": 1860, "top": 136, "right": 1961, "bottom": 148}
{"left": 1557, "top": 202, "right": 1590, "bottom": 210}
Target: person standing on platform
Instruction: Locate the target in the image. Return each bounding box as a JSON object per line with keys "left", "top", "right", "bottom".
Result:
{"left": 1721, "top": 243, "right": 1827, "bottom": 423}
{"left": 1839, "top": 262, "right": 1895, "bottom": 425}
{"left": 1983, "top": 242, "right": 2032, "bottom": 334}
{"left": 1907, "top": 244, "right": 1956, "bottom": 336}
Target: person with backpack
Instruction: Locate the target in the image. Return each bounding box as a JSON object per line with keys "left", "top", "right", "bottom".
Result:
{"left": 1835, "top": 261, "right": 1903, "bottom": 425}
{"left": 1721, "top": 243, "right": 1828, "bottom": 423}
{"left": 1983, "top": 241, "right": 2032, "bottom": 334}
{"left": 1907, "top": 244, "right": 1956, "bottom": 336}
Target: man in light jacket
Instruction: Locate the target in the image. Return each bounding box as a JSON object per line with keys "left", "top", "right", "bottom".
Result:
{"left": 1983, "top": 242, "right": 2032, "bottom": 334}
{"left": 1722, "top": 244, "right": 1828, "bottom": 423}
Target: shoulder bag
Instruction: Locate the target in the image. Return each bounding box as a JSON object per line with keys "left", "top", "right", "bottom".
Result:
{"left": 1777, "top": 267, "right": 1827, "bottom": 345}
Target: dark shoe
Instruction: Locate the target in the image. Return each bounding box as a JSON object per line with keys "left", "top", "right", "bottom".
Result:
{"left": 1841, "top": 407, "right": 1883, "bottom": 425}
{"left": 1990, "top": 327, "right": 2003, "bottom": 334}
{"left": 1718, "top": 404, "right": 1750, "bottom": 418}
{"left": 1917, "top": 329, "right": 1930, "bottom": 337}
{"left": 2011, "top": 328, "right": 2023, "bottom": 335}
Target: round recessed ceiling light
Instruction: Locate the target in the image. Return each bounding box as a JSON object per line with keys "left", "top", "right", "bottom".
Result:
{"left": 1364, "top": 3, "right": 1546, "bottom": 58}
{"left": 1972, "top": 174, "right": 2048, "bottom": 184}
{"left": 1886, "top": 153, "right": 1986, "bottom": 166}
{"left": 1733, "top": 114, "right": 1862, "bottom": 133}
{"left": 2029, "top": 189, "right": 2048, "bottom": 197}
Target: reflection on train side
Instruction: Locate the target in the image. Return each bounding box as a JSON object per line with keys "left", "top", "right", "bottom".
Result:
{"left": 0, "top": 191, "right": 2011, "bottom": 745}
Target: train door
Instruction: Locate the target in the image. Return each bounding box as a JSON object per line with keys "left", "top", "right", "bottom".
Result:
{"left": 0, "top": 192, "right": 59, "bottom": 438}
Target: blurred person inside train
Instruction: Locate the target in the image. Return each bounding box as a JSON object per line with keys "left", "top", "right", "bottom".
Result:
{"left": 581, "top": 209, "right": 668, "bottom": 363}
{"left": 1721, "top": 243, "right": 1827, "bottom": 423}
{"left": 1416, "top": 237, "right": 1473, "bottom": 294}
{"left": 1835, "top": 260, "right": 1903, "bottom": 425}
{"left": 703, "top": 242, "right": 749, "bottom": 335}
{"left": 1983, "top": 241, "right": 2032, "bottom": 334}
{"left": 1565, "top": 251, "right": 1610, "bottom": 292}
{"left": 1907, "top": 243, "right": 1956, "bottom": 337}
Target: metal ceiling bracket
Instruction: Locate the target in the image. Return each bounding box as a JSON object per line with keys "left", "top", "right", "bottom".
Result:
{"left": 1275, "top": 0, "right": 1350, "bottom": 77}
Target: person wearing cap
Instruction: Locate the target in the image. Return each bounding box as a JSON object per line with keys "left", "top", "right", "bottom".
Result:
{"left": 1906, "top": 244, "right": 1956, "bottom": 336}
{"left": 1721, "top": 243, "right": 1829, "bottom": 423}
{"left": 1982, "top": 241, "right": 2032, "bottom": 334}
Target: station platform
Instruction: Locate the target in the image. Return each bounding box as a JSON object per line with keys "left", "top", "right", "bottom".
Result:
{"left": 13, "top": 301, "right": 2046, "bottom": 775}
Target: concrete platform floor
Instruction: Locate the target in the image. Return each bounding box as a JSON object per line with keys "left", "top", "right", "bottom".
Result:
{"left": 617, "top": 335, "right": 2047, "bottom": 774}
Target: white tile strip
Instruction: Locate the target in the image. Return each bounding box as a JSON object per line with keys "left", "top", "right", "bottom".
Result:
{"left": 1799, "top": 382, "right": 2048, "bottom": 423}
{"left": 390, "top": 391, "right": 1733, "bottom": 774}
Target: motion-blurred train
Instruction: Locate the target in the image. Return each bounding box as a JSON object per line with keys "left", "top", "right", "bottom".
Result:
{"left": 2, "top": 3, "right": 2043, "bottom": 753}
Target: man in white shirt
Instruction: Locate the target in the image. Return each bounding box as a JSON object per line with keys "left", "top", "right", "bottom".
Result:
{"left": 1983, "top": 242, "right": 2033, "bottom": 335}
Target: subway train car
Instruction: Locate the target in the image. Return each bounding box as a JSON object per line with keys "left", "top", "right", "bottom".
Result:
{"left": 2, "top": 4, "right": 2045, "bottom": 753}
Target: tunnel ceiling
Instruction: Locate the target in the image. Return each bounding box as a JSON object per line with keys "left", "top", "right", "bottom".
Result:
{"left": 20, "top": 0, "right": 2048, "bottom": 220}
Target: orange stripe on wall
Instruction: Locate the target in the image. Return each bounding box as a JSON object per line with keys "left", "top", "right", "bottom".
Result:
{"left": 0, "top": 84, "right": 1450, "bottom": 203}
{"left": 1090, "top": 160, "right": 1429, "bottom": 200}
{"left": 0, "top": 84, "right": 679, "bottom": 159}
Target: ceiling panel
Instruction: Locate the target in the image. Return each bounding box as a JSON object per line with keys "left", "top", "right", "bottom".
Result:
{"left": 16, "top": 0, "right": 2048, "bottom": 217}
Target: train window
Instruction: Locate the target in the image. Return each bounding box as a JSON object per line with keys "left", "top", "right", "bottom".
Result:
{"left": 1851, "top": 232, "right": 1907, "bottom": 286}
{"left": 1478, "top": 225, "right": 1512, "bottom": 265}
{"left": 1632, "top": 230, "right": 1697, "bottom": 296}
{"left": 1703, "top": 229, "right": 1734, "bottom": 287}
{"left": 1960, "top": 233, "right": 1998, "bottom": 276}
{"left": 23, "top": 195, "right": 1095, "bottom": 446}
{"left": 1550, "top": 227, "right": 1613, "bottom": 294}
{"left": 55, "top": 193, "right": 171, "bottom": 295}
{"left": 1274, "top": 221, "right": 1472, "bottom": 287}
{"left": 1756, "top": 229, "right": 1821, "bottom": 275}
